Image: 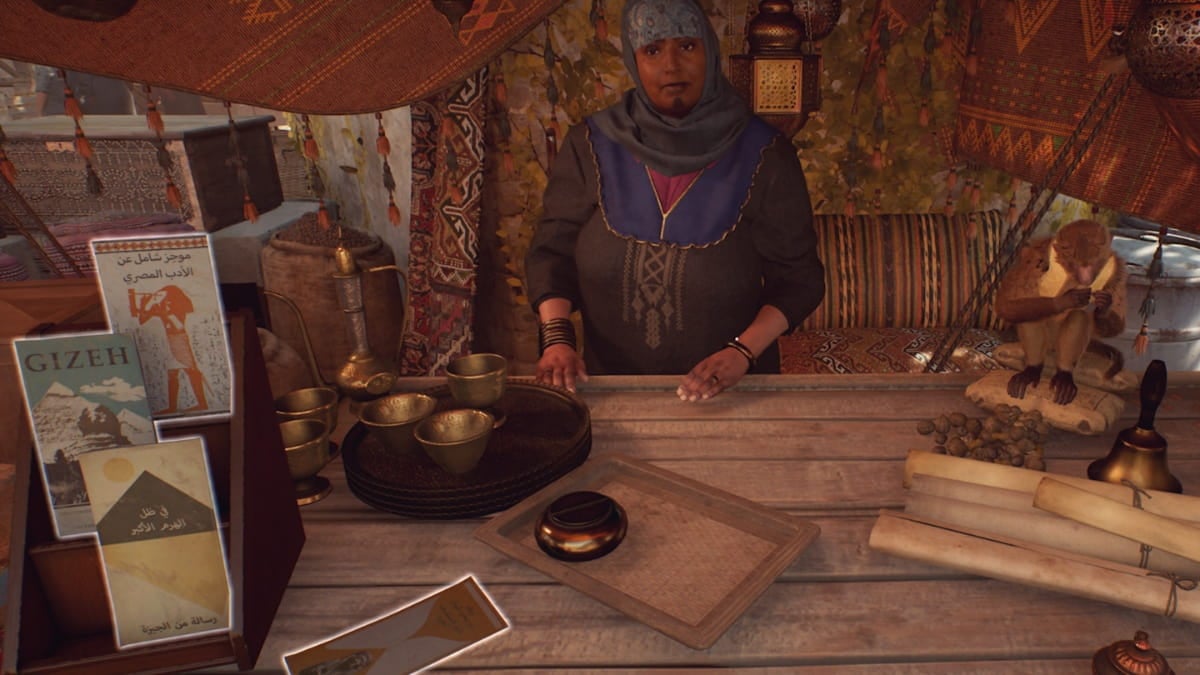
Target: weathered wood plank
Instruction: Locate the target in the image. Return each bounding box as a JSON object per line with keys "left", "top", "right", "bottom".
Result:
{"left": 306, "top": 457, "right": 1200, "bottom": 514}
{"left": 257, "top": 376, "right": 1200, "bottom": 673}
{"left": 589, "top": 418, "right": 1200, "bottom": 460}
{"left": 287, "top": 515, "right": 958, "bottom": 587}
{"left": 579, "top": 387, "right": 1200, "bottom": 422}
{"left": 196, "top": 659, "right": 1200, "bottom": 674}
{"left": 438, "top": 662, "right": 1200, "bottom": 674}
{"left": 245, "top": 581, "right": 1200, "bottom": 670}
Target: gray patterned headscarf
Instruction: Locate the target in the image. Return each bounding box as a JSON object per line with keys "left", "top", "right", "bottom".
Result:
{"left": 589, "top": 0, "right": 752, "bottom": 176}
{"left": 625, "top": 0, "right": 706, "bottom": 50}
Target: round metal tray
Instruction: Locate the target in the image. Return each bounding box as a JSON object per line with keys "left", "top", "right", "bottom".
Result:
{"left": 344, "top": 442, "right": 589, "bottom": 519}
{"left": 341, "top": 380, "right": 591, "bottom": 515}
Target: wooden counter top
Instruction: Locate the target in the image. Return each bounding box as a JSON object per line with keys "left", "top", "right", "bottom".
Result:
{"left": 210, "top": 373, "right": 1200, "bottom": 673}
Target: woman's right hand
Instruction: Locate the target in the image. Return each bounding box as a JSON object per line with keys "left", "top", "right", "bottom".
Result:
{"left": 536, "top": 344, "right": 589, "bottom": 393}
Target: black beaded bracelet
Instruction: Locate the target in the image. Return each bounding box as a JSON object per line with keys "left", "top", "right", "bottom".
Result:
{"left": 538, "top": 318, "right": 577, "bottom": 356}
{"left": 724, "top": 337, "right": 756, "bottom": 369}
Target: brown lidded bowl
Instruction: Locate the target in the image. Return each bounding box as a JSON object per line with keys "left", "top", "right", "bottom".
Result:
{"left": 275, "top": 386, "right": 339, "bottom": 433}
{"left": 446, "top": 353, "right": 507, "bottom": 409}
{"left": 279, "top": 418, "right": 332, "bottom": 482}
{"left": 414, "top": 409, "right": 494, "bottom": 474}
{"left": 359, "top": 392, "right": 438, "bottom": 455}
{"left": 535, "top": 491, "right": 627, "bottom": 562}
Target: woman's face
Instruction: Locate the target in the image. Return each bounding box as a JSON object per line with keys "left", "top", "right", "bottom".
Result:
{"left": 634, "top": 36, "right": 706, "bottom": 118}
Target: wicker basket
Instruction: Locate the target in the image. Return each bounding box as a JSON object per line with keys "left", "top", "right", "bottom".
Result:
{"left": 260, "top": 217, "right": 405, "bottom": 386}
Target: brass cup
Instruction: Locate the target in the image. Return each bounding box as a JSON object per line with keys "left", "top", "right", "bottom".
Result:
{"left": 414, "top": 409, "right": 494, "bottom": 474}
{"left": 275, "top": 386, "right": 339, "bottom": 433}
{"left": 279, "top": 418, "right": 333, "bottom": 505}
{"left": 359, "top": 392, "right": 438, "bottom": 455}
{"left": 446, "top": 353, "right": 508, "bottom": 409}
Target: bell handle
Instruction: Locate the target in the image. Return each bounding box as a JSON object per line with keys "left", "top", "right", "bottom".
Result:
{"left": 1137, "top": 359, "right": 1167, "bottom": 430}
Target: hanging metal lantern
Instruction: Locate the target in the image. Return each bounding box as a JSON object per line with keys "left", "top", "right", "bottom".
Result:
{"left": 794, "top": 0, "right": 842, "bottom": 43}
{"left": 431, "top": 0, "right": 475, "bottom": 38}
{"left": 32, "top": 0, "right": 137, "bottom": 21}
{"left": 730, "top": 0, "right": 842, "bottom": 135}
{"left": 1125, "top": 0, "right": 1200, "bottom": 99}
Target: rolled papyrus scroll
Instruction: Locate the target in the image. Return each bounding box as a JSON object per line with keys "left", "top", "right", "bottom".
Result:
{"left": 905, "top": 489, "right": 1200, "bottom": 578}
{"left": 1034, "top": 478, "right": 1200, "bottom": 565}
{"left": 904, "top": 449, "right": 1200, "bottom": 523}
{"left": 909, "top": 473, "right": 1038, "bottom": 514}
{"left": 869, "top": 511, "right": 1200, "bottom": 623}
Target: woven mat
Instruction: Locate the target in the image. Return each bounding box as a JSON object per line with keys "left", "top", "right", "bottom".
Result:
{"left": 954, "top": 0, "right": 1200, "bottom": 233}
{"left": 779, "top": 327, "right": 1003, "bottom": 375}
{"left": 0, "top": 0, "right": 564, "bottom": 114}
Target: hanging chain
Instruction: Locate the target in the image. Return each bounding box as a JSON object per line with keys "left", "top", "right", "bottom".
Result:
{"left": 925, "top": 71, "right": 1135, "bottom": 372}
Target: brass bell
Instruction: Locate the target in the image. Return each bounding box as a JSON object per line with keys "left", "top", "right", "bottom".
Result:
{"left": 1088, "top": 359, "right": 1182, "bottom": 493}
{"left": 1092, "top": 631, "right": 1174, "bottom": 675}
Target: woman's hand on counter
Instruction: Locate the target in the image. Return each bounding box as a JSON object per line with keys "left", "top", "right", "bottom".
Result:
{"left": 535, "top": 344, "right": 589, "bottom": 393}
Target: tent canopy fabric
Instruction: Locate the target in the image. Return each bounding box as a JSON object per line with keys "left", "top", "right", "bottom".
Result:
{"left": 952, "top": 0, "right": 1200, "bottom": 234}
{"left": 0, "top": 0, "right": 564, "bottom": 114}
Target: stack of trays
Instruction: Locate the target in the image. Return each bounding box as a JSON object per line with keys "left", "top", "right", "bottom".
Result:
{"left": 341, "top": 381, "right": 591, "bottom": 519}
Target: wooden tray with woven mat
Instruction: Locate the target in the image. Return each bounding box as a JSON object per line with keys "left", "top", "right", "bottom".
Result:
{"left": 474, "top": 454, "right": 820, "bottom": 649}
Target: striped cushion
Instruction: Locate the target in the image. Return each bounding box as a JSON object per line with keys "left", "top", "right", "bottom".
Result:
{"left": 802, "top": 211, "right": 1007, "bottom": 331}
{"left": 0, "top": 252, "right": 29, "bottom": 281}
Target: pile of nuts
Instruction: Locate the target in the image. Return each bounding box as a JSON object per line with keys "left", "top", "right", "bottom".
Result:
{"left": 916, "top": 405, "right": 1049, "bottom": 470}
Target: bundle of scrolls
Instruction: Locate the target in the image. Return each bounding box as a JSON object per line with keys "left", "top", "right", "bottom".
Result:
{"left": 868, "top": 450, "right": 1200, "bottom": 622}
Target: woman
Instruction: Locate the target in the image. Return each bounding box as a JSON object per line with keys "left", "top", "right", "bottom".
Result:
{"left": 525, "top": 0, "right": 825, "bottom": 400}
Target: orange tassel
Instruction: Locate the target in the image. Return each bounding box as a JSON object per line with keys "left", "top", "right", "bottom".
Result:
{"left": 918, "top": 104, "right": 931, "bottom": 127}
{"left": 1134, "top": 324, "right": 1150, "bottom": 355}
{"left": 0, "top": 150, "right": 15, "bottom": 183}
{"left": 74, "top": 129, "right": 93, "bottom": 160}
{"left": 376, "top": 129, "right": 390, "bottom": 157}
{"left": 375, "top": 112, "right": 390, "bottom": 157}
{"left": 494, "top": 75, "right": 507, "bottom": 107}
{"left": 944, "top": 197, "right": 955, "bottom": 217}
{"left": 1007, "top": 199, "right": 1018, "bottom": 225}
{"left": 317, "top": 201, "right": 332, "bottom": 229}
{"left": 387, "top": 196, "right": 402, "bottom": 225}
{"left": 146, "top": 104, "right": 164, "bottom": 135}
{"left": 64, "top": 88, "right": 83, "bottom": 121}
{"left": 871, "top": 146, "right": 884, "bottom": 170}
{"left": 940, "top": 33, "right": 955, "bottom": 57}
{"left": 966, "top": 53, "right": 979, "bottom": 77}
{"left": 165, "top": 180, "right": 182, "bottom": 208}
{"left": 946, "top": 168, "right": 958, "bottom": 189}
{"left": 970, "top": 182, "right": 982, "bottom": 207}
{"left": 595, "top": 16, "right": 608, "bottom": 41}
{"left": 303, "top": 132, "right": 319, "bottom": 161}
{"left": 966, "top": 216, "right": 979, "bottom": 240}
{"left": 242, "top": 192, "right": 259, "bottom": 223}
{"left": 1004, "top": 0, "right": 1016, "bottom": 24}
{"left": 844, "top": 195, "right": 856, "bottom": 219}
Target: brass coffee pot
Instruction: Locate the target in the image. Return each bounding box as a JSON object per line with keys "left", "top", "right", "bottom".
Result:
{"left": 1087, "top": 359, "right": 1182, "bottom": 493}
{"left": 263, "top": 244, "right": 400, "bottom": 402}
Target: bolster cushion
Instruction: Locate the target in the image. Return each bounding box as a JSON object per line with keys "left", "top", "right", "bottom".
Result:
{"left": 801, "top": 211, "right": 1008, "bottom": 332}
